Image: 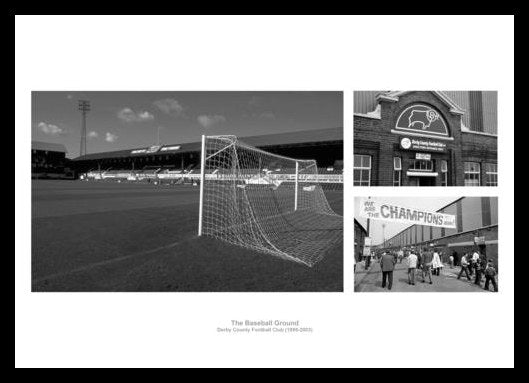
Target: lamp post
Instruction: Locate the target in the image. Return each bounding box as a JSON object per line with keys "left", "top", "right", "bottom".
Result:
{"left": 78, "top": 100, "right": 91, "bottom": 157}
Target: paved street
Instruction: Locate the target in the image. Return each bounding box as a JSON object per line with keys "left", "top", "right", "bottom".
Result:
{"left": 354, "top": 261, "right": 497, "bottom": 292}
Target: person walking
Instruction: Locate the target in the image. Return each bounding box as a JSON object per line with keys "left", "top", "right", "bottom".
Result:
{"left": 421, "top": 247, "right": 433, "bottom": 284}
{"left": 380, "top": 251, "right": 396, "bottom": 291}
{"left": 468, "top": 253, "right": 474, "bottom": 277}
{"left": 365, "top": 252, "right": 371, "bottom": 270}
{"left": 432, "top": 248, "right": 442, "bottom": 276}
{"left": 484, "top": 259, "right": 498, "bottom": 292}
{"left": 475, "top": 254, "right": 487, "bottom": 287}
{"left": 470, "top": 249, "right": 480, "bottom": 277}
{"left": 416, "top": 249, "right": 423, "bottom": 282}
{"left": 449, "top": 254, "right": 454, "bottom": 269}
{"left": 407, "top": 250, "right": 418, "bottom": 286}
{"left": 457, "top": 253, "right": 472, "bottom": 281}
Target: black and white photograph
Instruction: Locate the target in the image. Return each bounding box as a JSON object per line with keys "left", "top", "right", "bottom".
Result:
{"left": 16, "top": 15, "right": 514, "bottom": 369}
{"left": 31, "top": 91, "right": 344, "bottom": 292}
{"left": 354, "top": 197, "right": 499, "bottom": 292}
{"left": 353, "top": 91, "right": 498, "bottom": 187}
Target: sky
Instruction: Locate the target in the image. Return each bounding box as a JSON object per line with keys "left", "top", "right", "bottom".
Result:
{"left": 354, "top": 197, "right": 458, "bottom": 246}
{"left": 31, "top": 91, "right": 343, "bottom": 158}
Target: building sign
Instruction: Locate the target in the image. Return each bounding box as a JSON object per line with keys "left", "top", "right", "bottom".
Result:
{"left": 395, "top": 104, "right": 449, "bottom": 137}
{"left": 145, "top": 145, "right": 162, "bottom": 153}
{"left": 359, "top": 199, "right": 457, "bottom": 229}
{"left": 160, "top": 145, "right": 181, "bottom": 152}
{"left": 399, "top": 137, "right": 447, "bottom": 153}
{"left": 131, "top": 145, "right": 180, "bottom": 154}
{"left": 415, "top": 153, "right": 431, "bottom": 160}
{"left": 474, "top": 236, "right": 486, "bottom": 245}
{"left": 363, "top": 243, "right": 372, "bottom": 257}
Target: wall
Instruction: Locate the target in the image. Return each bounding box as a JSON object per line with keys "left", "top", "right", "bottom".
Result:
{"left": 354, "top": 221, "right": 366, "bottom": 262}
{"left": 382, "top": 197, "right": 498, "bottom": 257}
{"left": 354, "top": 91, "right": 498, "bottom": 186}
{"left": 354, "top": 91, "right": 464, "bottom": 186}
{"left": 354, "top": 91, "right": 498, "bottom": 134}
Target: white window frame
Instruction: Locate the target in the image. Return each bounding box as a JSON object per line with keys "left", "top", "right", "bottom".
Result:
{"left": 485, "top": 163, "right": 498, "bottom": 186}
{"left": 464, "top": 162, "right": 481, "bottom": 186}
{"left": 353, "top": 154, "right": 371, "bottom": 186}
{"left": 409, "top": 159, "right": 433, "bottom": 172}
{"left": 393, "top": 157, "right": 402, "bottom": 186}
{"left": 440, "top": 160, "right": 448, "bottom": 186}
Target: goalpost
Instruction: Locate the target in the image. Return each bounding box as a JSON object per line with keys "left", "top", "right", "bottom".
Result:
{"left": 197, "top": 135, "right": 342, "bottom": 267}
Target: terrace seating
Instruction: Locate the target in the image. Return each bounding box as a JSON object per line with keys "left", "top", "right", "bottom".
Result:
{"left": 101, "top": 169, "right": 133, "bottom": 180}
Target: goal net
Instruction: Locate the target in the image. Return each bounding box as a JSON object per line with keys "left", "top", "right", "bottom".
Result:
{"left": 198, "top": 135, "right": 343, "bottom": 267}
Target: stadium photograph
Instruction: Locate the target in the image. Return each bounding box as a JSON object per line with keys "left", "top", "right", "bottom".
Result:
{"left": 31, "top": 91, "right": 344, "bottom": 292}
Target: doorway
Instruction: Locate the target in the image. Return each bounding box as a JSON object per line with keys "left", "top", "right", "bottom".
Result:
{"left": 409, "top": 177, "right": 437, "bottom": 186}
{"left": 418, "top": 177, "right": 436, "bottom": 186}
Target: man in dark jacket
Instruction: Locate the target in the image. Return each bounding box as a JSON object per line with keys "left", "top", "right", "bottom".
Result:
{"left": 484, "top": 259, "right": 498, "bottom": 292}
{"left": 475, "top": 255, "right": 488, "bottom": 286}
{"left": 421, "top": 248, "right": 433, "bottom": 284}
{"left": 380, "top": 252, "right": 396, "bottom": 290}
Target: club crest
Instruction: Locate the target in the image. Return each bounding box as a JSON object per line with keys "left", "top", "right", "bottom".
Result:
{"left": 395, "top": 104, "right": 448, "bottom": 136}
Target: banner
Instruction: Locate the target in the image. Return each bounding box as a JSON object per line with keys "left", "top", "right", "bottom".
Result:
{"left": 359, "top": 199, "right": 457, "bottom": 229}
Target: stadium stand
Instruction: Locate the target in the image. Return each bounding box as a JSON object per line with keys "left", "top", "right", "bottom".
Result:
{"left": 32, "top": 141, "right": 74, "bottom": 179}
{"left": 72, "top": 127, "right": 343, "bottom": 183}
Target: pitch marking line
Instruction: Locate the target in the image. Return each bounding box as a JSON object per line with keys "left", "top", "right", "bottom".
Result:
{"left": 34, "top": 239, "right": 190, "bottom": 284}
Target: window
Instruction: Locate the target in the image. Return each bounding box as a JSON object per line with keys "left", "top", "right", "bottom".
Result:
{"left": 409, "top": 160, "right": 433, "bottom": 171}
{"left": 440, "top": 160, "right": 448, "bottom": 186}
{"left": 464, "top": 162, "right": 481, "bottom": 186}
{"left": 353, "top": 155, "right": 371, "bottom": 186}
{"left": 485, "top": 163, "right": 498, "bottom": 186}
{"left": 393, "top": 157, "right": 402, "bottom": 186}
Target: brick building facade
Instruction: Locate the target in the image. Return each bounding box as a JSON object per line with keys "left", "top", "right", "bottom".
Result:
{"left": 31, "top": 141, "right": 73, "bottom": 179}
{"left": 354, "top": 91, "right": 497, "bottom": 187}
{"left": 354, "top": 219, "right": 368, "bottom": 263}
{"left": 378, "top": 197, "right": 498, "bottom": 267}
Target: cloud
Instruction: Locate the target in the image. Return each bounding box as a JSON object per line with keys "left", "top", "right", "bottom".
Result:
{"left": 87, "top": 131, "right": 99, "bottom": 139}
{"left": 105, "top": 132, "right": 118, "bottom": 143}
{"left": 197, "top": 114, "right": 226, "bottom": 128}
{"left": 117, "top": 107, "right": 154, "bottom": 123}
{"left": 138, "top": 111, "right": 154, "bottom": 120}
{"left": 153, "top": 98, "right": 185, "bottom": 115}
{"left": 38, "top": 122, "right": 64, "bottom": 135}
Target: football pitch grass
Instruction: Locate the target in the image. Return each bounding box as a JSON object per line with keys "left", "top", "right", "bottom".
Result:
{"left": 32, "top": 180, "right": 343, "bottom": 292}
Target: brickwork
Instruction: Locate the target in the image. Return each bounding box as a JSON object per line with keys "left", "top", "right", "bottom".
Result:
{"left": 354, "top": 91, "right": 497, "bottom": 186}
